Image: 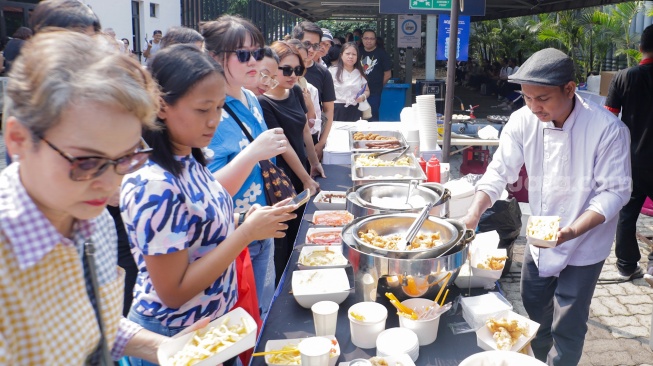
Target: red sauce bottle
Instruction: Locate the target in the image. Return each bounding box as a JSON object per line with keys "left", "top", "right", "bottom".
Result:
{"left": 418, "top": 156, "right": 427, "bottom": 173}
{"left": 426, "top": 156, "right": 441, "bottom": 183}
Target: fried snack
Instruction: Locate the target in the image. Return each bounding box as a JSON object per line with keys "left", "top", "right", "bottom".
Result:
{"left": 358, "top": 229, "right": 443, "bottom": 251}
{"left": 350, "top": 311, "right": 365, "bottom": 321}
{"left": 355, "top": 154, "right": 411, "bottom": 167}
{"left": 486, "top": 318, "right": 529, "bottom": 351}
{"left": 365, "top": 140, "right": 401, "bottom": 149}
{"left": 353, "top": 132, "right": 397, "bottom": 141}
{"left": 369, "top": 357, "right": 390, "bottom": 366}
{"left": 169, "top": 316, "right": 250, "bottom": 366}
{"left": 267, "top": 344, "right": 301, "bottom": 365}
{"left": 477, "top": 255, "right": 508, "bottom": 270}
{"left": 527, "top": 216, "right": 561, "bottom": 241}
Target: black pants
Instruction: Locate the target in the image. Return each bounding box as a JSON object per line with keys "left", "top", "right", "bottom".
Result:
{"left": 615, "top": 167, "right": 653, "bottom": 273}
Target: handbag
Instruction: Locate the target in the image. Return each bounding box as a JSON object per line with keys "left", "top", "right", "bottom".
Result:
{"left": 223, "top": 104, "right": 296, "bottom": 205}
{"left": 233, "top": 248, "right": 262, "bottom": 365}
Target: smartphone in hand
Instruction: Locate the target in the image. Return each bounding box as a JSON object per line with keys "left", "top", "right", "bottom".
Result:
{"left": 286, "top": 189, "right": 311, "bottom": 207}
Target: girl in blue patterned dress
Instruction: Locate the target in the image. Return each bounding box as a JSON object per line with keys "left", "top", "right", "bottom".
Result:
{"left": 120, "top": 44, "right": 296, "bottom": 366}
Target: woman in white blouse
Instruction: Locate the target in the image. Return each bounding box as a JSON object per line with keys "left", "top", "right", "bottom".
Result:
{"left": 328, "top": 42, "right": 370, "bottom": 121}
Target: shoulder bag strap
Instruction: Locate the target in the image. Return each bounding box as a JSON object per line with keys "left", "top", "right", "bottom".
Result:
{"left": 224, "top": 104, "right": 255, "bottom": 143}
{"left": 84, "top": 240, "right": 114, "bottom": 366}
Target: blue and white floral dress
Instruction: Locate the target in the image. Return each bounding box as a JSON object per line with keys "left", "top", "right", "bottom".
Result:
{"left": 120, "top": 155, "right": 238, "bottom": 328}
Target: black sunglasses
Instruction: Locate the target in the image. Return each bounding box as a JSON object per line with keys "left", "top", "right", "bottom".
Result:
{"left": 42, "top": 137, "right": 152, "bottom": 181}
{"left": 219, "top": 48, "right": 265, "bottom": 63}
{"left": 302, "top": 41, "right": 320, "bottom": 50}
{"left": 278, "top": 65, "right": 305, "bottom": 77}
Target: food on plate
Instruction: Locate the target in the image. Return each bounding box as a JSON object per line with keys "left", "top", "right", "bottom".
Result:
{"left": 168, "top": 316, "right": 250, "bottom": 366}
{"left": 476, "top": 255, "right": 508, "bottom": 270}
{"left": 369, "top": 357, "right": 391, "bottom": 366}
{"left": 267, "top": 339, "right": 338, "bottom": 365}
{"left": 307, "top": 230, "right": 342, "bottom": 245}
{"left": 362, "top": 174, "right": 407, "bottom": 180}
{"left": 365, "top": 140, "right": 402, "bottom": 149}
{"left": 313, "top": 211, "right": 354, "bottom": 226}
{"left": 355, "top": 154, "right": 411, "bottom": 167}
{"left": 358, "top": 229, "right": 443, "bottom": 251}
{"left": 527, "top": 216, "right": 561, "bottom": 241}
{"left": 349, "top": 311, "right": 366, "bottom": 321}
{"left": 485, "top": 318, "right": 529, "bottom": 351}
{"left": 370, "top": 195, "right": 427, "bottom": 209}
{"left": 299, "top": 247, "right": 348, "bottom": 267}
{"left": 353, "top": 132, "right": 397, "bottom": 141}
{"left": 316, "top": 192, "right": 346, "bottom": 203}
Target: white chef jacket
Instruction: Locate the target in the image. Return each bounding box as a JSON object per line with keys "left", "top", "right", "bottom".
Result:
{"left": 476, "top": 94, "right": 632, "bottom": 277}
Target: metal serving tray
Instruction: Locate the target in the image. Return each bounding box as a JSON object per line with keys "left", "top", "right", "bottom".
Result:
{"left": 351, "top": 153, "right": 426, "bottom": 185}
{"left": 348, "top": 130, "right": 408, "bottom": 152}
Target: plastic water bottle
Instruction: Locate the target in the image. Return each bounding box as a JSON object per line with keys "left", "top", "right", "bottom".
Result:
{"left": 426, "top": 156, "right": 441, "bottom": 183}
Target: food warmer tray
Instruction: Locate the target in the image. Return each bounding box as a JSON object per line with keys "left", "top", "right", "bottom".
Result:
{"left": 348, "top": 130, "right": 408, "bottom": 153}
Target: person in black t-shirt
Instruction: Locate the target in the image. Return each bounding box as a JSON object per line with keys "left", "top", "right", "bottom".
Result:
{"left": 258, "top": 41, "right": 324, "bottom": 280}
{"left": 605, "top": 24, "right": 653, "bottom": 281}
{"left": 360, "top": 29, "right": 392, "bottom": 121}
{"left": 292, "top": 21, "right": 336, "bottom": 160}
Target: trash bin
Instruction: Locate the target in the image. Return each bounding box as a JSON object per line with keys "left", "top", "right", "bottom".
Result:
{"left": 379, "top": 83, "right": 410, "bottom": 121}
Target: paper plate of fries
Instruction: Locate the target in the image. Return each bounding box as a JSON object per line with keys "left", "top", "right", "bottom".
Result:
{"left": 158, "top": 307, "right": 257, "bottom": 366}
{"left": 476, "top": 311, "right": 539, "bottom": 353}
{"left": 264, "top": 335, "right": 340, "bottom": 366}
{"left": 526, "top": 216, "right": 561, "bottom": 248}
{"left": 470, "top": 248, "right": 507, "bottom": 281}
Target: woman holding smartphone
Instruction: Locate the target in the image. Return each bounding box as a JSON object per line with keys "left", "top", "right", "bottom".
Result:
{"left": 258, "top": 40, "right": 325, "bottom": 277}
{"left": 329, "top": 42, "right": 370, "bottom": 121}
{"left": 121, "top": 44, "right": 295, "bottom": 366}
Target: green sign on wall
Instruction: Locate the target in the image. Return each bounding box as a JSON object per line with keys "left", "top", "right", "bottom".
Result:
{"left": 409, "top": 0, "right": 452, "bottom": 10}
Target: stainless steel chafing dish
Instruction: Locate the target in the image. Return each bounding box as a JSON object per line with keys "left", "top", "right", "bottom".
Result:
{"left": 342, "top": 214, "right": 474, "bottom": 301}
{"left": 348, "top": 130, "right": 408, "bottom": 153}
{"left": 351, "top": 152, "right": 426, "bottom": 186}
{"left": 346, "top": 182, "right": 450, "bottom": 218}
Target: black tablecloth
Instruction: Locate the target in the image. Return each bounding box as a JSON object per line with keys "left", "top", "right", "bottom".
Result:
{"left": 250, "top": 165, "right": 487, "bottom": 366}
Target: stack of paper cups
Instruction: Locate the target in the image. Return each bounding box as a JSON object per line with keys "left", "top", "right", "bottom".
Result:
{"left": 415, "top": 95, "right": 439, "bottom": 152}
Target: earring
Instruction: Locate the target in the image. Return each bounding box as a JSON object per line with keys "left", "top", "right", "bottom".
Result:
{"left": 11, "top": 154, "right": 19, "bottom": 162}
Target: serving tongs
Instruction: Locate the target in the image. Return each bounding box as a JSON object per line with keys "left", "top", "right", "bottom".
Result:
{"left": 396, "top": 202, "right": 434, "bottom": 251}
{"left": 404, "top": 179, "right": 419, "bottom": 207}
{"left": 367, "top": 145, "right": 408, "bottom": 160}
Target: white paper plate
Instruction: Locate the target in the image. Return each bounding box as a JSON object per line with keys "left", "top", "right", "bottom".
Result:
{"left": 476, "top": 311, "right": 540, "bottom": 353}
{"left": 313, "top": 191, "right": 347, "bottom": 210}
{"left": 265, "top": 335, "right": 340, "bottom": 366}
{"left": 157, "top": 307, "right": 257, "bottom": 366}
{"left": 297, "top": 245, "right": 348, "bottom": 270}
{"left": 338, "top": 354, "right": 416, "bottom": 366}
{"left": 305, "top": 227, "right": 343, "bottom": 245}
{"left": 312, "top": 210, "right": 354, "bottom": 227}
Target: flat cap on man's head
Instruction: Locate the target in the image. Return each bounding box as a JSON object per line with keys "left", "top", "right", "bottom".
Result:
{"left": 508, "top": 48, "right": 575, "bottom": 86}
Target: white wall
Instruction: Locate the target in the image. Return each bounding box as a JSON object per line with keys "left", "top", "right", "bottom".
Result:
{"left": 82, "top": 0, "right": 181, "bottom": 50}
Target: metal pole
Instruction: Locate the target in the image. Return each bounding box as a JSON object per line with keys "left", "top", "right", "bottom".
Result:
{"left": 442, "top": 0, "right": 460, "bottom": 163}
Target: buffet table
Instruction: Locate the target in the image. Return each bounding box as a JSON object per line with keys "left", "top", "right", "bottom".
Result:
{"left": 251, "top": 164, "right": 490, "bottom": 366}
{"left": 323, "top": 122, "right": 500, "bottom": 165}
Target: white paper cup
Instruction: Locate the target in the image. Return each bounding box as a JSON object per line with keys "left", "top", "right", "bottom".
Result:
{"left": 312, "top": 301, "right": 339, "bottom": 336}
{"left": 398, "top": 298, "right": 442, "bottom": 346}
{"left": 348, "top": 301, "right": 388, "bottom": 349}
{"left": 298, "top": 337, "right": 332, "bottom": 366}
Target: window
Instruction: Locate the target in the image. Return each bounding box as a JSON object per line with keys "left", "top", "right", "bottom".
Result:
{"left": 149, "top": 3, "right": 158, "bottom": 18}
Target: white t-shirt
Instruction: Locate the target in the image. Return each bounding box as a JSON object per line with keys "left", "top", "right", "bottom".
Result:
{"left": 328, "top": 67, "right": 366, "bottom": 105}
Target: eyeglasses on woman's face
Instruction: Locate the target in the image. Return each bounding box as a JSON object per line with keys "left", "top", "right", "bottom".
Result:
{"left": 219, "top": 48, "right": 265, "bottom": 63}
{"left": 278, "top": 65, "right": 305, "bottom": 77}
{"left": 260, "top": 72, "right": 279, "bottom": 89}
{"left": 42, "top": 137, "right": 152, "bottom": 181}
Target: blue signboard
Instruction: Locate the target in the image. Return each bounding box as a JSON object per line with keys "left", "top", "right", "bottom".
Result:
{"left": 436, "top": 15, "right": 470, "bottom": 61}
{"left": 380, "top": 0, "right": 485, "bottom": 16}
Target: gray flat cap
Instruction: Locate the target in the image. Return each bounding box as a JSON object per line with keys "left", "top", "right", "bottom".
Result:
{"left": 508, "top": 48, "right": 574, "bottom": 86}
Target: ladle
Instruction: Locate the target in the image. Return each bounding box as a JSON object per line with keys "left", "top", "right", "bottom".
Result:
{"left": 404, "top": 180, "right": 419, "bottom": 207}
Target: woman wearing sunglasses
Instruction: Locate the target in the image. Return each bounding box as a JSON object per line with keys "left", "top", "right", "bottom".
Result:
{"left": 120, "top": 44, "right": 295, "bottom": 366}
{"left": 330, "top": 42, "right": 370, "bottom": 121}
{"left": 287, "top": 39, "right": 321, "bottom": 144}
{"left": 258, "top": 41, "right": 325, "bottom": 276}
{"left": 246, "top": 47, "right": 281, "bottom": 96}
{"left": 0, "top": 30, "right": 193, "bottom": 364}
{"left": 201, "top": 15, "right": 295, "bottom": 318}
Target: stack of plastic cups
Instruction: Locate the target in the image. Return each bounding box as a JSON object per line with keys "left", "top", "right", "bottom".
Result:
{"left": 415, "top": 95, "right": 441, "bottom": 159}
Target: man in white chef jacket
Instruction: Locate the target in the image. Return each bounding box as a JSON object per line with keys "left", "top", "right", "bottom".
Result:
{"left": 462, "top": 48, "right": 632, "bottom": 366}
